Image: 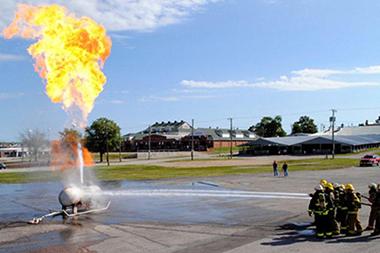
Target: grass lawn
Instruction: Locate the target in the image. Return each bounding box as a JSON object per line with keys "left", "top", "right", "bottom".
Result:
{"left": 210, "top": 146, "right": 242, "bottom": 154}
{"left": 0, "top": 171, "right": 60, "bottom": 184}
{"left": 336, "top": 147, "right": 380, "bottom": 156}
{"left": 91, "top": 152, "right": 137, "bottom": 162}
{"left": 95, "top": 158, "right": 358, "bottom": 181}
{"left": 0, "top": 158, "right": 359, "bottom": 184}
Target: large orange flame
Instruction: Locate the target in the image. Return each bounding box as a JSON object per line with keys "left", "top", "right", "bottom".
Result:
{"left": 50, "top": 132, "right": 94, "bottom": 171}
{"left": 3, "top": 4, "right": 112, "bottom": 124}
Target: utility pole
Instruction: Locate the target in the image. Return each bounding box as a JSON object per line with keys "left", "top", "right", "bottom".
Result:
{"left": 330, "top": 109, "right": 337, "bottom": 159}
{"left": 148, "top": 125, "right": 151, "bottom": 160}
{"left": 119, "top": 137, "right": 122, "bottom": 162}
{"left": 106, "top": 133, "right": 110, "bottom": 166}
{"left": 228, "top": 118, "right": 233, "bottom": 159}
{"left": 191, "top": 119, "right": 194, "bottom": 160}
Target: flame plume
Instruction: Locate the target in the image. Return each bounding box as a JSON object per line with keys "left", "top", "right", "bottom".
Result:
{"left": 50, "top": 132, "right": 93, "bottom": 171}
{"left": 3, "top": 4, "right": 112, "bottom": 124}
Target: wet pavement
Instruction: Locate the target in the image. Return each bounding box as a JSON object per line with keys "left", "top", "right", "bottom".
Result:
{"left": 0, "top": 180, "right": 297, "bottom": 226}
{"left": 0, "top": 179, "right": 304, "bottom": 253}
{"left": 2, "top": 166, "right": 380, "bottom": 252}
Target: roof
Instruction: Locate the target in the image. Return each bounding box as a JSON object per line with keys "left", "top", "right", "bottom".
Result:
{"left": 315, "top": 125, "right": 380, "bottom": 136}
{"left": 251, "top": 136, "right": 316, "bottom": 146}
{"left": 247, "top": 134, "right": 380, "bottom": 147}
{"left": 194, "top": 128, "right": 257, "bottom": 141}
{"left": 124, "top": 124, "right": 257, "bottom": 142}
{"left": 140, "top": 120, "right": 192, "bottom": 135}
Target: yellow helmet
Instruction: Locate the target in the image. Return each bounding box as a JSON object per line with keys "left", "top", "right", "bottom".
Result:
{"left": 325, "top": 183, "right": 334, "bottom": 191}
{"left": 345, "top": 184, "right": 355, "bottom": 191}
{"left": 320, "top": 179, "right": 328, "bottom": 186}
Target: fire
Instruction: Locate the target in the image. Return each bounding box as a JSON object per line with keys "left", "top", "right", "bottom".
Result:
{"left": 3, "top": 4, "right": 112, "bottom": 124}
{"left": 50, "top": 132, "right": 93, "bottom": 171}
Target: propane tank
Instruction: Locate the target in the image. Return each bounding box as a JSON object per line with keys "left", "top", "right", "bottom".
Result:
{"left": 58, "top": 186, "right": 83, "bottom": 207}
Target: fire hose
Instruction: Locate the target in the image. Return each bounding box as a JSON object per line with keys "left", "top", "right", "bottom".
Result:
{"left": 28, "top": 201, "right": 111, "bottom": 225}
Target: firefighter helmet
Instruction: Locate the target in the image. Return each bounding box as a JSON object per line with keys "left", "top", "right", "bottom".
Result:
{"left": 325, "top": 183, "right": 334, "bottom": 191}
{"left": 369, "top": 183, "right": 377, "bottom": 189}
{"left": 320, "top": 179, "right": 328, "bottom": 186}
{"left": 345, "top": 184, "right": 355, "bottom": 191}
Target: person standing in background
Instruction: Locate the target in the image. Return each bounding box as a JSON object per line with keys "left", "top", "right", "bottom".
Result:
{"left": 273, "top": 160, "right": 279, "bottom": 176}
{"left": 282, "top": 162, "right": 288, "bottom": 177}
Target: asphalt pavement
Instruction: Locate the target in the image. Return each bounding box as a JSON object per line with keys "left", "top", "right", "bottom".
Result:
{"left": 1, "top": 165, "right": 380, "bottom": 252}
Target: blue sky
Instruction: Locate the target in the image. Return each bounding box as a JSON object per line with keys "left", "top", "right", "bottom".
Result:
{"left": 2, "top": 0, "right": 380, "bottom": 141}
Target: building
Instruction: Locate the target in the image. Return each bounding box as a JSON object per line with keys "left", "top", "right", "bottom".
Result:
{"left": 243, "top": 116, "right": 380, "bottom": 155}
{"left": 124, "top": 120, "right": 192, "bottom": 151}
{"left": 193, "top": 128, "right": 256, "bottom": 150}
{"left": 316, "top": 116, "right": 380, "bottom": 136}
{"left": 242, "top": 135, "right": 380, "bottom": 155}
{"left": 0, "top": 143, "right": 27, "bottom": 158}
{"left": 124, "top": 121, "right": 257, "bottom": 152}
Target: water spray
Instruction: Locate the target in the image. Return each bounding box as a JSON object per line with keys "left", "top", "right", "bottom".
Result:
{"left": 77, "top": 142, "right": 84, "bottom": 185}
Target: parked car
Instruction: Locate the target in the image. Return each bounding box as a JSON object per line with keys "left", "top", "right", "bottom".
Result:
{"left": 0, "top": 163, "right": 6, "bottom": 170}
{"left": 360, "top": 154, "right": 380, "bottom": 167}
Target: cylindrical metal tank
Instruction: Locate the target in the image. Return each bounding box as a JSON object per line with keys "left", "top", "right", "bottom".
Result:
{"left": 58, "top": 186, "right": 83, "bottom": 207}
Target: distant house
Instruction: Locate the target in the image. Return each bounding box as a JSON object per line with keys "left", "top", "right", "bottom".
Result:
{"left": 124, "top": 120, "right": 192, "bottom": 151}
{"left": 0, "top": 143, "right": 28, "bottom": 158}
{"left": 193, "top": 128, "right": 256, "bottom": 150}
{"left": 123, "top": 120, "right": 257, "bottom": 152}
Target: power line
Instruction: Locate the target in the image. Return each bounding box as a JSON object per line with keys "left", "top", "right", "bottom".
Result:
{"left": 228, "top": 117, "right": 233, "bottom": 159}
{"left": 330, "top": 109, "right": 337, "bottom": 159}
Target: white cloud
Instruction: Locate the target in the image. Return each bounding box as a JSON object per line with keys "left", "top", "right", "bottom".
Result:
{"left": 0, "top": 0, "right": 220, "bottom": 32}
{"left": 182, "top": 65, "right": 380, "bottom": 91}
{"left": 354, "top": 65, "right": 380, "bottom": 74}
{"left": 0, "top": 53, "right": 24, "bottom": 61}
{"left": 0, "top": 92, "right": 24, "bottom": 99}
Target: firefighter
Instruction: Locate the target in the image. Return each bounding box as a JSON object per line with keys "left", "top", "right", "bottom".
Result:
{"left": 371, "top": 184, "right": 380, "bottom": 236}
{"left": 365, "top": 183, "right": 378, "bottom": 231}
{"left": 309, "top": 179, "right": 328, "bottom": 198}
{"left": 345, "top": 183, "right": 363, "bottom": 236}
{"left": 325, "top": 182, "right": 339, "bottom": 235}
{"left": 334, "top": 183, "right": 348, "bottom": 234}
{"left": 320, "top": 179, "right": 328, "bottom": 188}
{"left": 308, "top": 184, "right": 334, "bottom": 239}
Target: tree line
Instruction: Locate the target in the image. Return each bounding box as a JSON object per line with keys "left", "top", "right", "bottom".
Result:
{"left": 248, "top": 115, "right": 318, "bottom": 137}
{"left": 20, "top": 115, "right": 318, "bottom": 162}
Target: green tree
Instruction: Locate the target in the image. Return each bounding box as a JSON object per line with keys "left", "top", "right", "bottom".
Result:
{"left": 291, "top": 116, "right": 318, "bottom": 134}
{"left": 250, "top": 116, "right": 286, "bottom": 137}
{"left": 85, "top": 118, "right": 122, "bottom": 165}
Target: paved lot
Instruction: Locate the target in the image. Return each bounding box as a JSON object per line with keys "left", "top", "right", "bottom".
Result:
{"left": 1, "top": 165, "right": 380, "bottom": 252}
